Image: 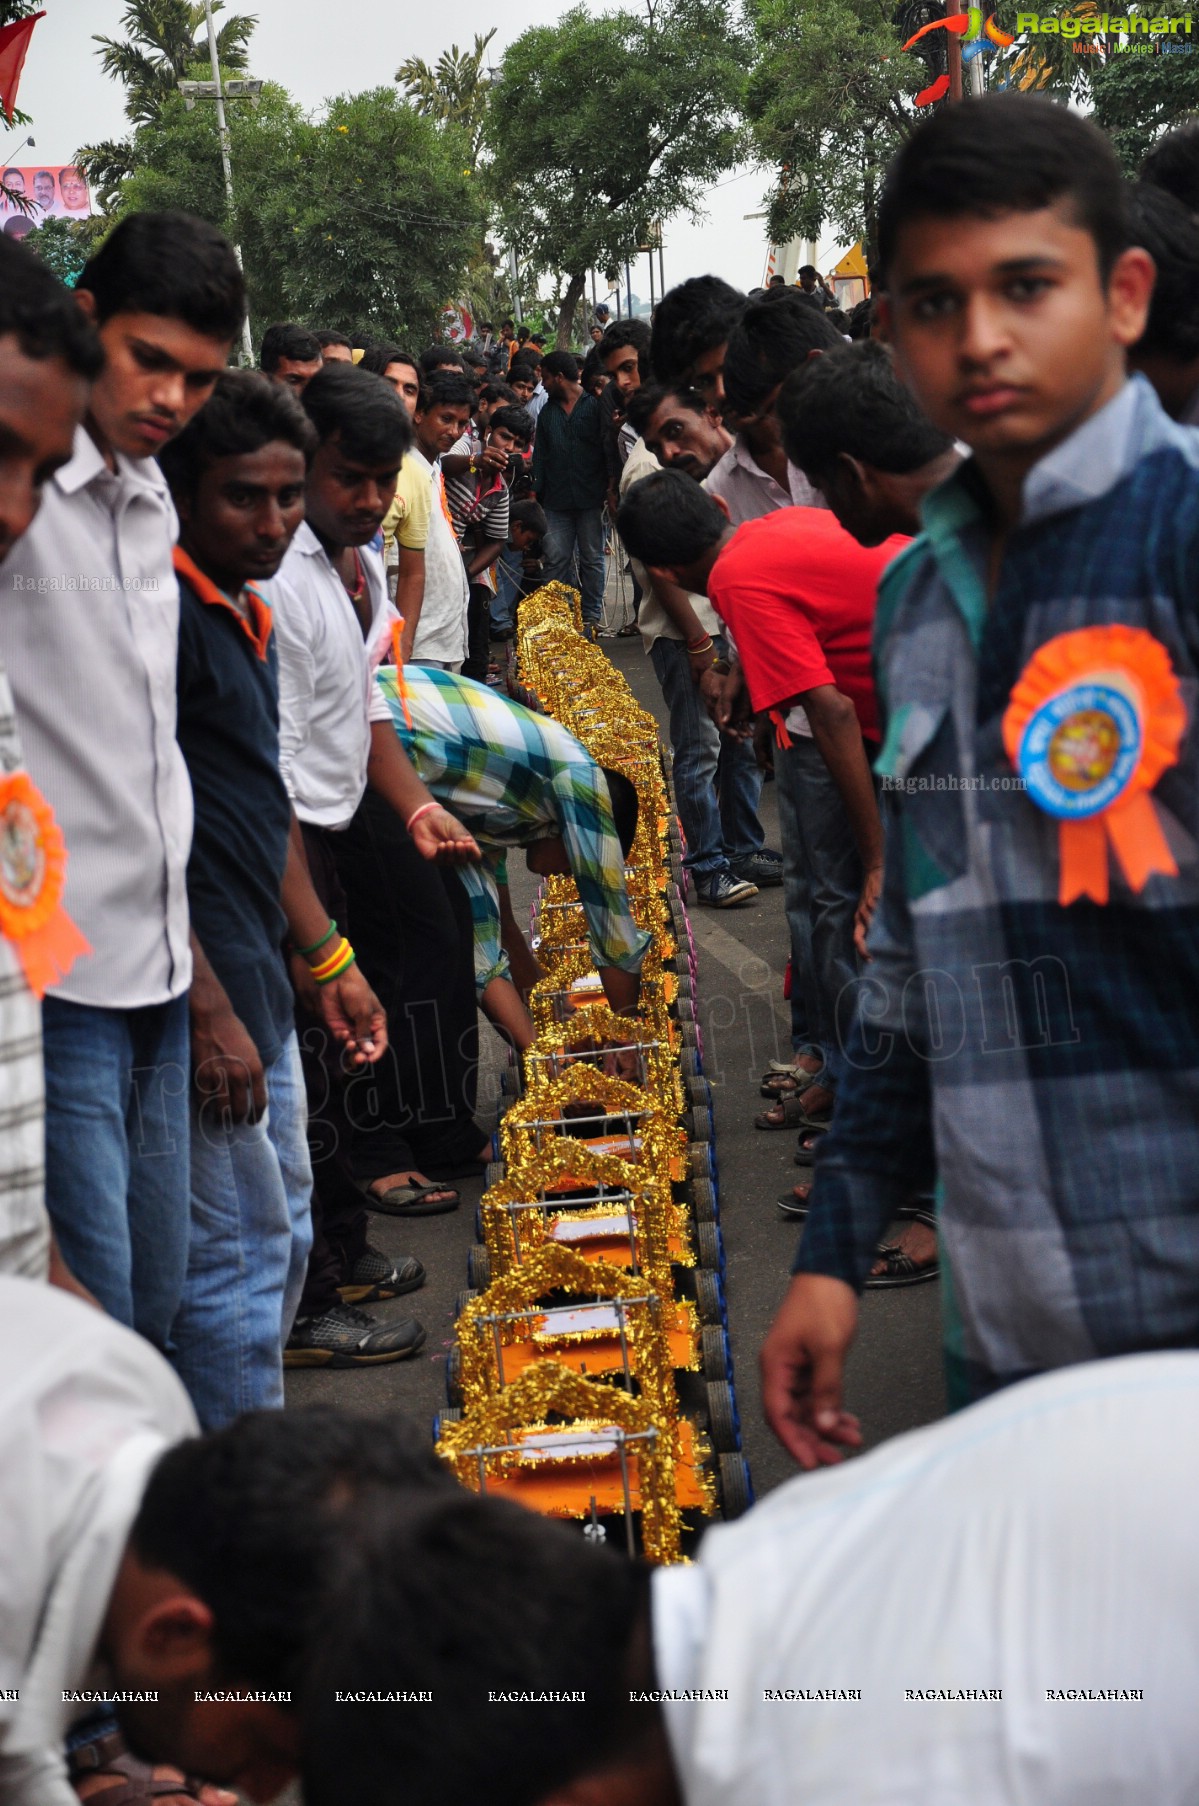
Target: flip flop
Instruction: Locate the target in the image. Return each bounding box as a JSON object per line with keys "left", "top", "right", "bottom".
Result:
{"left": 865, "top": 1211, "right": 939, "bottom": 1288}
{"left": 792, "top": 1127, "right": 828, "bottom": 1166}
{"left": 360, "top": 1179, "right": 460, "bottom": 1217}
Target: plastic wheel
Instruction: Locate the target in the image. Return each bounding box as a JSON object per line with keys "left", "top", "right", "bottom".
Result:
{"left": 693, "top": 1268, "right": 725, "bottom": 1327}
{"left": 453, "top": 1288, "right": 478, "bottom": 1319}
{"left": 484, "top": 1160, "right": 506, "bottom": 1191}
{"left": 706, "top": 1379, "right": 740, "bottom": 1453}
{"left": 687, "top": 1076, "right": 712, "bottom": 1110}
{"left": 676, "top": 995, "right": 695, "bottom": 1023}
{"left": 687, "top": 1105, "right": 713, "bottom": 1145}
{"left": 445, "top": 1341, "right": 463, "bottom": 1407}
{"left": 691, "top": 1175, "right": 717, "bottom": 1223}
{"left": 680, "top": 1022, "right": 699, "bottom": 1051}
{"left": 701, "top": 1324, "right": 730, "bottom": 1383}
{"left": 466, "top": 1243, "right": 491, "bottom": 1290}
{"left": 432, "top": 1405, "right": 463, "bottom": 1444}
{"left": 681, "top": 1048, "right": 702, "bottom": 1080}
{"left": 718, "top": 1452, "right": 753, "bottom": 1520}
{"left": 689, "top": 1142, "right": 712, "bottom": 1185}
{"left": 695, "top": 1219, "right": 723, "bottom": 1273}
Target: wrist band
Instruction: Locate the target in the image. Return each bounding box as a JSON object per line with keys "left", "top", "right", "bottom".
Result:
{"left": 687, "top": 634, "right": 714, "bottom": 654}
{"left": 295, "top": 919, "right": 337, "bottom": 959}
{"left": 406, "top": 800, "right": 440, "bottom": 833}
{"left": 315, "top": 942, "right": 357, "bottom": 985}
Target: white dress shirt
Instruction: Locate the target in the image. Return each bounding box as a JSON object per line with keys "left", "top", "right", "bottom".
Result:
{"left": 653, "top": 1353, "right": 1199, "bottom": 1806}
{"left": 0, "top": 1279, "right": 197, "bottom": 1805}
{"left": 0, "top": 664, "right": 48, "bottom": 1280}
{"left": 407, "top": 449, "right": 469, "bottom": 668}
{"left": 266, "top": 525, "right": 393, "bottom": 830}
{"left": 0, "top": 426, "right": 193, "bottom": 1008}
{"left": 703, "top": 438, "right": 824, "bottom": 526}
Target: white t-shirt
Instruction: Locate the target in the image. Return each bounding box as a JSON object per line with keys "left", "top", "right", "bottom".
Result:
{"left": 408, "top": 449, "right": 469, "bottom": 667}
{"left": 653, "top": 1352, "right": 1199, "bottom": 1806}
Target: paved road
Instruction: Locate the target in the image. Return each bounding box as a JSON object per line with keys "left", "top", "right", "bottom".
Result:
{"left": 286, "top": 634, "right": 946, "bottom": 1500}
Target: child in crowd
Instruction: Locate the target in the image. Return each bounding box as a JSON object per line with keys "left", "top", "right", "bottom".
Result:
{"left": 490, "top": 497, "right": 547, "bottom": 641}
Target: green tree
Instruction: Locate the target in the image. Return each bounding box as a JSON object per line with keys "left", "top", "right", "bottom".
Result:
{"left": 396, "top": 28, "right": 496, "bottom": 172}
{"left": 28, "top": 216, "right": 104, "bottom": 287}
{"left": 75, "top": 0, "right": 256, "bottom": 209}
{"left": 485, "top": 0, "right": 746, "bottom": 346}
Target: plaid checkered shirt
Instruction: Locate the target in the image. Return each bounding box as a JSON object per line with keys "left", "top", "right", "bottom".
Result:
{"left": 797, "top": 377, "right": 1199, "bottom": 1407}
{"left": 376, "top": 664, "right": 651, "bottom": 994}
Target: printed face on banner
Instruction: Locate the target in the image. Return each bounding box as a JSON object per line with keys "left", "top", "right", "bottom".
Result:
{"left": 0, "top": 166, "right": 94, "bottom": 225}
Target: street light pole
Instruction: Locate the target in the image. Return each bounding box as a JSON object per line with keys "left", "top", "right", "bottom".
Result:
{"left": 203, "top": 0, "right": 254, "bottom": 365}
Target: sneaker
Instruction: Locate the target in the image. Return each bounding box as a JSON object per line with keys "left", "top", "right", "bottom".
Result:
{"left": 694, "top": 870, "right": 759, "bottom": 908}
{"left": 336, "top": 1245, "right": 426, "bottom": 1305}
{"left": 731, "top": 851, "right": 784, "bottom": 888}
{"left": 284, "top": 1302, "right": 426, "bottom": 1368}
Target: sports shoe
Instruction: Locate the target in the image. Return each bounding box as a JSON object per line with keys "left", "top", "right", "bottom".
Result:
{"left": 284, "top": 1302, "right": 426, "bottom": 1368}
{"left": 336, "top": 1245, "right": 426, "bottom": 1305}
{"left": 731, "top": 850, "right": 784, "bottom": 888}
{"left": 694, "top": 870, "right": 758, "bottom": 908}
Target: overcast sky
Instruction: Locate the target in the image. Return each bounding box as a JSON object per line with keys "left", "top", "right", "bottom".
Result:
{"left": 13, "top": 0, "right": 847, "bottom": 301}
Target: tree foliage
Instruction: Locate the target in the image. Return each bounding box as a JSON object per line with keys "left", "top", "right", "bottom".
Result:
{"left": 112, "top": 83, "right": 482, "bottom": 346}
{"left": 396, "top": 29, "right": 496, "bottom": 171}
{"left": 485, "top": 0, "right": 746, "bottom": 345}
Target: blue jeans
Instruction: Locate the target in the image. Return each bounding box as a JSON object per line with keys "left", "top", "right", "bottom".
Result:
{"left": 542, "top": 507, "right": 606, "bottom": 625}
{"left": 491, "top": 547, "right": 522, "bottom": 635}
{"left": 42, "top": 994, "right": 191, "bottom": 1350}
{"left": 774, "top": 736, "right": 862, "bottom": 1089}
{"left": 171, "top": 1032, "right": 313, "bottom": 1430}
{"left": 649, "top": 633, "right": 765, "bottom": 879}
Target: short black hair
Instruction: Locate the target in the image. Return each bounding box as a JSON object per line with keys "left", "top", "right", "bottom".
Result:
{"left": 650, "top": 275, "right": 745, "bottom": 385}
{"left": 78, "top": 210, "right": 245, "bottom": 339}
{"left": 541, "top": 349, "right": 578, "bottom": 383}
{"left": 722, "top": 288, "right": 844, "bottom": 417}
{"left": 301, "top": 361, "right": 412, "bottom": 465}
{"left": 479, "top": 380, "right": 516, "bottom": 407}
{"left": 417, "top": 371, "right": 476, "bottom": 415}
{"left": 488, "top": 403, "right": 534, "bottom": 447}
{"left": 617, "top": 467, "right": 727, "bottom": 568}
{"left": 848, "top": 296, "right": 875, "bottom": 341}
{"left": 300, "top": 1488, "right": 649, "bottom": 1806}
{"left": 314, "top": 329, "right": 352, "bottom": 352}
{"left": 420, "top": 344, "right": 464, "bottom": 374}
{"left": 358, "top": 343, "right": 417, "bottom": 379}
{"left": 876, "top": 92, "right": 1130, "bottom": 286}
{"left": 798, "top": 263, "right": 818, "bottom": 279}
{"left": 501, "top": 317, "right": 514, "bottom": 330}
{"left": 509, "top": 352, "right": 541, "bottom": 378}
{"left": 260, "top": 322, "right": 323, "bottom": 372}
{"left": 0, "top": 234, "right": 103, "bottom": 379}
{"left": 1141, "top": 121, "right": 1199, "bottom": 214}
{"left": 510, "top": 497, "right": 546, "bottom": 537}
{"left": 777, "top": 341, "right": 954, "bottom": 484}
{"left": 132, "top": 1407, "right": 453, "bottom": 1698}
{"left": 1129, "top": 182, "right": 1199, "bottom": 361}
{"left": 529, "top": 331, "right": 546, "bottom": 347}
{"left": 159, "top": 369, "right": 318, "bottom": 499}
{"left": 600, "top": 316, "right": 652, "bottom": 377}
{"left": 601, "top": 767, "right": 639, "bottom": 856}
{"left": 626, "top": 380, "right": 704, "bottom": 438}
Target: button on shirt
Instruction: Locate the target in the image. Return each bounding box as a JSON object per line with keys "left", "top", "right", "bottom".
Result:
{"left": 652, "top": 1353, "right": 1199, "bottom": 1806}
{"left": 265, "top": 525, "right": 393, "bottom": 830}
{"left": 0, "top": 425, "right": 192, "bottom": 1008}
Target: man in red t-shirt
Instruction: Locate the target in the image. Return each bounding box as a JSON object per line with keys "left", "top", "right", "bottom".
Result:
{"left": 618, "top": 469, "right": 904, "bottom": 1140}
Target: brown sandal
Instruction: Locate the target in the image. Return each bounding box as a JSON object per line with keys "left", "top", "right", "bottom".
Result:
{"left": 70, "top": 1734, "right": 214, "bottom": 1805}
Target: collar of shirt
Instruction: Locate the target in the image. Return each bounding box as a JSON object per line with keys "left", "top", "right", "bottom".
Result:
{"left": 52, "top": 423, "right": 170, "bottom": 509}
{"left": 172, "top": 546, "right": 272, "bottom": 659}
{"left": 705, "top": 438, "right": 822, "bottom": 521}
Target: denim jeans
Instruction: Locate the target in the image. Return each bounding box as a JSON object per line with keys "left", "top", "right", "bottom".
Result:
{"left": 171, "top": 1032, "right": 313, "bottom": 1430}
{"left": 42, "top": 993, "right": 191, "bottom": 1350}
{"left": 648, "top": 633, "right": 765, "bottom": 879}
{"left": 491, "top": 547, "right": 522, "bottom": 635}
{"left": 773, "top": 736, "right": 862, "bottom": 1089}
{"left": 542, "top": 507, "right": 606, "bottom": 625}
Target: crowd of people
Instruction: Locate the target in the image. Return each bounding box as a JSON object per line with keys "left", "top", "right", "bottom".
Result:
{"left": 2, "top": 84, "right": 1199, "bottom": 1806}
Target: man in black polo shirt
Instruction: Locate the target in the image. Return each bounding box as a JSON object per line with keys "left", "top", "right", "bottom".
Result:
{"left": 162, "top": 372, "right": 427, "bottom": 1431}
{"left": 531, "top": 350, "right": 609, "bottom": 634}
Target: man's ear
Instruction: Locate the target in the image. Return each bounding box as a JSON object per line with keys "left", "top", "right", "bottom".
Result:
{"left": 708, "top": 490, "right": 732, "bottom": 525}
{"left": 804, "top": 347, "right": 825, "bottom": 364}
{"left": 873, "top": 293, "right": 893, "bottom": 344}
{"left": 646, "top": 562, "right": 684, "bottom": 592}
{"left": 1107, "top": 244, "right": 1156, "bottom": 350}
{"left": 134, "top": 1594, "right": 215, "bottom": 1680}
{"left": 73, "top": 288, "right": 97, "bottom": 323}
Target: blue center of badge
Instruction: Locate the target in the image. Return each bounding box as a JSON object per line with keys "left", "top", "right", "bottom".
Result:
{"left": 1017, "top": 682, "right": 1142, "bottom": 820}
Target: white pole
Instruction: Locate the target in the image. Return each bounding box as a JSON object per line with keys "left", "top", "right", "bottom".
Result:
{"left": 204, "top": 0, "right": 254, "bottom": 365}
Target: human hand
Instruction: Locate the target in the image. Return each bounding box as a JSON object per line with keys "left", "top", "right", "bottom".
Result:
{"left": 410, "top": 805, "right": 481, "bottom": 866}
{"left": 854, "top": 866, "right": 884, "bottom": 961}
{"left": 698, "top": 665, "right": 741, "bottom": 730}
{"left": 317, "top": 961, "right": 388, "bottom": 1065}
{"left": 191, "top": 1001, "right": 267, "bottom": 1124}
{"left": 482, "top": 443, "right": 508, "bottom": 474}
{"left": 760, "top": 1272, "right": 862, "bottom": 1470}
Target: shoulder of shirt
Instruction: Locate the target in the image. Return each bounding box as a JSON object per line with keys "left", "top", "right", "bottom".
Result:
{"left": 621, "top": 438, "right": 660, "bottom": 492}
{"left": 702, "top": 446, "right": 737, "bottom": 495}
{"left": 873, "top": 534, "right": 935, "bottom": 655}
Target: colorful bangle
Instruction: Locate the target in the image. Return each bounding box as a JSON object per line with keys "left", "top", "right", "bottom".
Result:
{"left": 295, "top": 919, "right": 337, "bottom": 959}
{"left": 309, "top": 935, "right": 352, "bottom": 981}
{"left": 406, "top": 800, "right": 440, "bottom": 833}
{"left": 687, "top": 634, "right": 714, "bottom": 654}
{"left": 314, "top": 942, "right": 357, "bottom": 985}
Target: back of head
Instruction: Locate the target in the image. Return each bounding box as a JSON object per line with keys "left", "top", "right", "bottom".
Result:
{"left": 159, "top": 368, "right": 318, "bottom": 500}
{"left": 301, "top": 360, "right": 412, "bottom": 464}
{"left": 651, "top": 274, "right": 745, "bottom": 384}
{"left": 488, "top": 403, "right": 534, "bottom": 446}
{"left": 510, "top": 497, "right": 546, "bottom": 537}
{"left": 480, "top": 380, "right": 516, "bottom": 407}
{"left": 722, "top": 288, "right": 844, "bottom": 418}
{"left": 300, "top": 1489, "right": 648, "bottom": 1806}
{"left": 542, "top": 349, "right": 579, "bottom": 384}
{"left": 617, "top": 466, "right": 727, "bottom": 569}
{"left": 358, "top": 343, "right": 410, "bottom": 378}
{"left": 420, "top": 344, "right": 464, "bottom": 375}
{"left": 777, "top": 340, "right": 954, "bottom": 485}
{"left": 131, "top": 1407, "right": 454, "bottom": 1698}
{"left": 79, "top": 210, "right": 245, "bottom": 339}
{"left": 1141, "top": 121, "right": 1199, "bottom": 214}
{"left": 509, "top": 354, "right": 540, "bottom": 383}
{"left": 876, "top": 92, "right": 1130, "bottom": 287}
{"left": 1129, "top": 181, "right": 1199, "bottom": 361}
{"left": 260, "top": 321, "right": 322, "bottom": 372}
{"left": 314, "top": 329, "right": 352, "bottom": 354}
{"left": 418, "top": 370, "right": 476, "bottom": 415}
{"left": 0, "top": 234, "right": 104, "bottom": 379}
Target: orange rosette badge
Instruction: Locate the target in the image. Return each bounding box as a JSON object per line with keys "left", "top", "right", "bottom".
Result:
{"left": 1002, "top": 625, "right": 1187, "bottom": 906}
{"left": 0, "top": 772, "right": 90, "bottom": 996}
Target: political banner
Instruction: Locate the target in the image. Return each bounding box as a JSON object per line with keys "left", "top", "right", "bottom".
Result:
{"left": 0, "top": 166, "right": 94, "bottom": 240}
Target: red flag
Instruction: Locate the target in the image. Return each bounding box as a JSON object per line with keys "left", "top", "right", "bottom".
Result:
{"left": 0, "top": 12, "right": 44, "bottom": 124}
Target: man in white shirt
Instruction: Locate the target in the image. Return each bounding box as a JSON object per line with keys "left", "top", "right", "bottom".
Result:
{"left": 0, "top": 212, "right": 244, "bottom": 1345}
{"left": 0, "top": 1276, "right": 452, "bottom": 1806}
{"left": 408, "top": 372, "right": 473, "bottom": 669}
{"left": 303, "top": 1352, "right": 1199, "bottom": 1806}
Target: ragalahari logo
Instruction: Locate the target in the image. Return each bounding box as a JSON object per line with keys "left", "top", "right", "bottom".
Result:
{"left": 901, "top": 7, "right": 1017, "bottom": 103}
